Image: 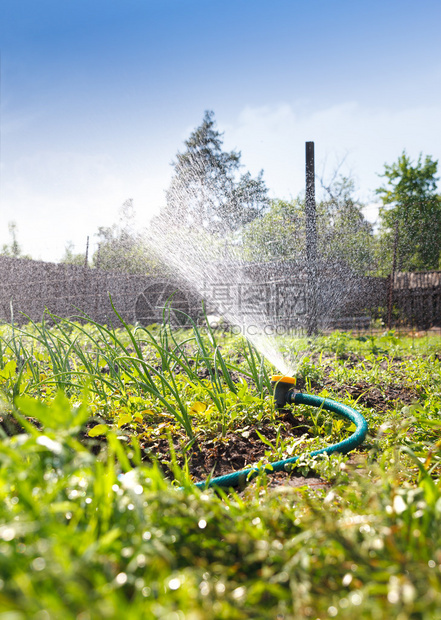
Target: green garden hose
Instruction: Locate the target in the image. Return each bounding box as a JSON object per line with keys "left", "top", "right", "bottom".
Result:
{"left": 192, "top": 377, "right": 368, "bottom": 490}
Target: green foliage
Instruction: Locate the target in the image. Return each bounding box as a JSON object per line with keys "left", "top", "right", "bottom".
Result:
{"left": 376, "top": 151, "right": 441, "bottom": 272}
{"left": 243, "top": 175, "right": 375, "bottom": 274}
{"left": 92, "top": 200, "right": 161, "bottom": 275}
{"left": 319, "top": 175, "right": 375, "bottom": 274}
{"left": 242, "top": 198, "right": 305, "bottom": 261}
{"left": 0, "top": 316, "right": 441, "bottom": 617}
{"left": 162, "top": 110, "right": 270, "bottom": 233}
{"left": 59, "top": 240, "right": 86, "bottom": 266}
{"left": 0, "top": 306, "right": 275, "bottom": 442}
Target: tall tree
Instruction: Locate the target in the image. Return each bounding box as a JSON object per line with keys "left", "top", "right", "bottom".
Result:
{"left": 376, "top": 152, "right": 441, "bottom": 272}
{"left": 319, "top": 175, "right": 375, "bottom": 274}
{"left": 242, "top": 198, "right": 305, "bottom": 262}
{"left": 1, "top": 222, "right": 30, "bottom": 259}
{"left": 163, "top": 111, "right": 269, "bottom": 233}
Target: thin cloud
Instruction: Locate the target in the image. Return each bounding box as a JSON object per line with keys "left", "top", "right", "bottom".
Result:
{"left": 223, "top": 101, "right": 441, "bottom": 204}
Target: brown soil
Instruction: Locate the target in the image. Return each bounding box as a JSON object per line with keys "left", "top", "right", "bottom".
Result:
{"left": 324, "top": 380, "right": 419, "bottom": 412}
{"left": 4, "top": 369, "right": 419, "bottom": 492}
{"left": 139, "top": 409, "right": 331, "bottom": 489}
{"left": 135, "top": 373, "right": 419, "bottom": 489}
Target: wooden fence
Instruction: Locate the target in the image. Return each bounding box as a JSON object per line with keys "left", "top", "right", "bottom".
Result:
{"left": 0, "top": 256, "right": 439, "bottom": 330}
{"left": 392, "top": 271, "right": 441, "bottom": 329}
{"left": 0, "top": 256, "right": 200, "bottom": 327}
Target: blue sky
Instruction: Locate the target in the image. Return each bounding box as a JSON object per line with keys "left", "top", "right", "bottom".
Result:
{"left": 1, "top": 0, "right": 441, "bottom": 261}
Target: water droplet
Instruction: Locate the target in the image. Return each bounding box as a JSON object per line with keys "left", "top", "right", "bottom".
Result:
{"left": 393, "top": 495, "right": 407, "bottom": 514}
{"left": 137, "top": 554, "right": 146, "bottom": 567}
{"left": 215, "top": 582, "right": 226, "bottom": 595}
{"left": 199, "top": 581, "right": 210, "bottom": 596}
{"left": 37, "top": 435, "right": 63, "bottom": 454}
{"left": 342, "top": 573, "right": 352, "bottom": 586}
{"left": 232, "top": 586, "right": 246, "bottom": 600}
{"left": 32, "top": 557, "right": 46, "bottom": 571}
{"left": 168, "top": 577, "right": 181, "bottom": 590}
{"left": 115, "top": 572, "right": 127, "bottom": 585}
{"left": 0, "top": 527, "right": 15, "bottom": 542}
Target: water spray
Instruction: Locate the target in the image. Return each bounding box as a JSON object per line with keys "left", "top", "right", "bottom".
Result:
{"left": 155, "top": 137, "right": 369, "bottom": 490}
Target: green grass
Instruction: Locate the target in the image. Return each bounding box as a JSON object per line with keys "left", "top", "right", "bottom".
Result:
{"left": 0, "top": 312, "right": 440, "bottom": 618}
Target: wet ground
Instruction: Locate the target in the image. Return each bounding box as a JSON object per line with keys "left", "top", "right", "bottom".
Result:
{"left": 0, "top": 363, "right": 421, "bottom": 491}
{"left": 137, "top": 372, "right": 419, "bottom": 490}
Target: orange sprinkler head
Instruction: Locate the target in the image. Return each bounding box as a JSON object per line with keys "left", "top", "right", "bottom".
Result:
{"left": 271, "top": 375, "right": 296, "bottom": 385}
{"left": 271, "top": 375, "right": 297, "bottom": 408}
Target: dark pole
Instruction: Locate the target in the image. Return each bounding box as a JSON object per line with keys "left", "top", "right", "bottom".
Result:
{"left": 84, "top": 236, "right": 89, "bottom": 268}
{"left": 305, "top": 141, "right": 318, "bottom": 335}
{"left": 387, "top": 220, "right": 399, "bottom": 330}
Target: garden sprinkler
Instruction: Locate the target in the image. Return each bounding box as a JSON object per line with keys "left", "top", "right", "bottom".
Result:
{"left": 271, "top": 375, "right": 297, "bottom": 408}
{"left": 189, "top": 376, "right": 369, "bottom": 490}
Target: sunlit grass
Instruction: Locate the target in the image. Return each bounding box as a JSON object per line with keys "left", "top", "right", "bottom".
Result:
{"left": 0, "top": 315, "right": 440, "bottom": 617}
